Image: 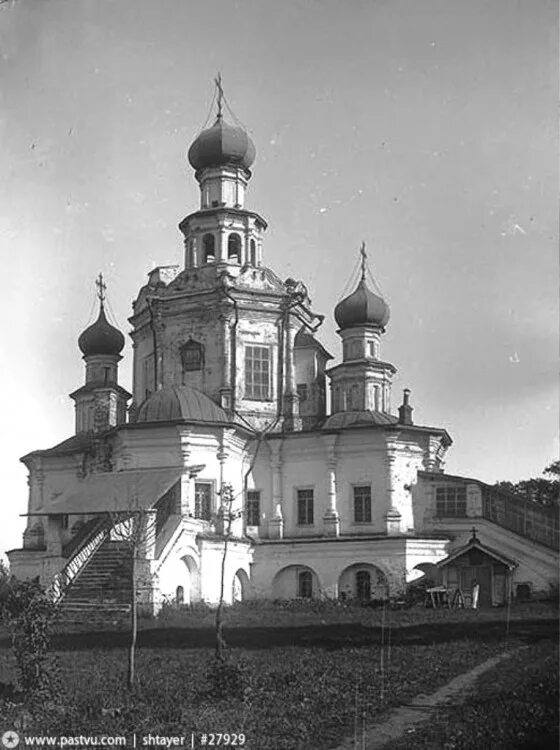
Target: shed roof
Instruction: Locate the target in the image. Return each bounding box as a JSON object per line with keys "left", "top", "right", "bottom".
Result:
{"left": 25, "top": 468, "right": 182, "bottom": 516}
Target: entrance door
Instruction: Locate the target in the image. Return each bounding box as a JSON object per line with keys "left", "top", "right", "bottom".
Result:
{"left": 460, "top": 566, "right": 492, "bottom": 607}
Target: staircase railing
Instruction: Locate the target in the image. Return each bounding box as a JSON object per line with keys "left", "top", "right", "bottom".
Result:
{"left": 50, "top": 516, "right": 111, "bottom": 604}
{"left": 481, "top": 486, "right": 559, "bottom": 550}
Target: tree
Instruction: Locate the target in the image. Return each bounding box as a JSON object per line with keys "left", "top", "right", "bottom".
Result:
{"left": 214, "top": 483, "right": 236, "bottom": 662}
{"left": 494, "top": 461, "right": 560, "bottom": 508}
{"left": 108, "top": 504, "right": 155, "bottom": 689}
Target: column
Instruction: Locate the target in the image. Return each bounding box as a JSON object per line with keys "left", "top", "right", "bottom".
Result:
{"left": 385, "top": 438, "right": 402, "bottom": 535}
{"left": 322, "top": 434, "right": 340, "bottom": 536}
{"left": 268, "top": 441, "right": 284, "bottom": 539}
{"left": 283, "top": 317, "right": 301, "bottom": 432}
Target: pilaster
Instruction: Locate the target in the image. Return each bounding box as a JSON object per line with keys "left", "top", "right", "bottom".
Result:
{"left": 268, "top": 440, "right": 284, "bottom": 537}
{"left": 321, "top": 433, "right": 340, "bottom": 536}
{"left": 385, "top": 435, "right": 402, "bottom": 535}
{"left": 283, "top": 319, "right": 301, "bottom": 431}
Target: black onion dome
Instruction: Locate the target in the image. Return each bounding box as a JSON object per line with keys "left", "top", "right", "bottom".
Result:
{"left": 188, "top": 117, "right": 256, "bottom": 171}
{"left": 334, "top": 279, "right": 390, "bottom": 330}
{"left": 78, "top": 305, "right": 125, "bottom": 356}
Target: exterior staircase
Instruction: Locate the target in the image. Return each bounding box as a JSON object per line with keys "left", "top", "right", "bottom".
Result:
{"left": 56, "top": 539, "right": 133, "bottom": 625}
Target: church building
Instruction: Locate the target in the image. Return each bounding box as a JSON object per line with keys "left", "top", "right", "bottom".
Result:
{"left": 8, "top": 87, "right": 558, "bottom": 615}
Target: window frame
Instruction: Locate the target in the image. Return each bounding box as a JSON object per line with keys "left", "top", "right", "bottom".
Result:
{"left": 246, "top": 490, "right": 261, "bottom": 527}
{"left": 435, "top": 486, "right": 467, "bottom": 518}
{"left": 353, "top": 484, "right": 372, "bottom": 523}
{"left": 296, "top": 487, "right": 314, "bottom": 526}
{"left": 298, "top": 570, "right": 313, "bottom": 598}
{"left": 244, "top": 344, "right": 272, "bottom": 401}
{"left": 356, "top": 570, "right": 371, "bottom": 601}
{"left": 180, "top": 339, "right": 204, "bottom": 373}
{"left": 194, "top": 480, "right": 214, "bottom": 521}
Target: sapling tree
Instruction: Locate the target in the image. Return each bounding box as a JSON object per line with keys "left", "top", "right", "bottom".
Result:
{"left": 214, "top": 482, "right": 237, "bottom": 662}
{"left": 108, "top": 504, "right": 155, "bottom": 689}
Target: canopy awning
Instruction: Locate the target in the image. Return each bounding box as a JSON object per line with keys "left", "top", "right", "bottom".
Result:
{"left": 26, "top": 468, "right": 182, "bottom": 516}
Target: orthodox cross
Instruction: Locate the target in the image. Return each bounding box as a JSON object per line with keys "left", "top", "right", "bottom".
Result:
{"left": 215, "top": 72, "right": 224, "bottom": 120}
{"left": 96, "top": 272, "right": 106, "bottom": 307}
{"left": 360, "top": 242, "right": 367, "bottom": 281}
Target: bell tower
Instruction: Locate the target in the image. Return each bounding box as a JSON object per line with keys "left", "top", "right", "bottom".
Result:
{"left": 179, "top": 74, "right": 267, "bottom": 271}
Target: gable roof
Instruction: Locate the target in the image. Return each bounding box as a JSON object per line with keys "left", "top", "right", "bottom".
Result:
{"left": 437, "top": 536, "right": 516, "bottom": 569}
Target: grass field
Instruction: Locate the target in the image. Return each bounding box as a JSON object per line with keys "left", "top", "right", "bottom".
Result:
{"left": 0, "top": 601, "right": 557, "bottom": 749}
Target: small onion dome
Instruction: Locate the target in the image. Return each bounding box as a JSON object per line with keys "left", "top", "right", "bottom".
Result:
{"left": 78, "top": 305, "right": 125, "bottom": 357}
{"left": 188, "top": 117, "right": 256, "bottom": 171}
{"left": 334, "top": 279, "right": 390, "bottom": 330}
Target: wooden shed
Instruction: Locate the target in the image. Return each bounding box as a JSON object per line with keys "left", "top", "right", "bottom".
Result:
{"left": 437, "top": 531, "right": 516, "bottom": 607}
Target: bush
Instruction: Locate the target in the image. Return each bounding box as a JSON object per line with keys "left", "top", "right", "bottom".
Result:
{"left": 0, "top": 578, "right": 57, "bottom": 697}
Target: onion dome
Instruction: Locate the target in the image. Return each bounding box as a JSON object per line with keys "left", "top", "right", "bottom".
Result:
{"left": 334, "top": 279, "right": 390, "bottom": 330}
{"left": 78, "top": 304, "right": 125, "bottom": 357}
{"left": 188, "top": 116, "right": 256, "bottom": 171}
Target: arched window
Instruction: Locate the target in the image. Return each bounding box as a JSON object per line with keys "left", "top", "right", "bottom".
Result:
{"left": 356, "top": 570, "right": 371, "bottom": 602}
{"left": 228, "top": 233, "right": 241, "bottom": 263}
{"left": 298, "top": 570, "right": 313, "bottom": 599}
{"left": 203, "top": 233, "right": 215, "bottom": 263}
{"left": 175, "top": 585, "right": 184, "bottom": 605}
{"left": 180, "top": 339, "right": 204, "bottom": 373}
{"left": 250, "top": 239, "right": 257, "bottom": 266}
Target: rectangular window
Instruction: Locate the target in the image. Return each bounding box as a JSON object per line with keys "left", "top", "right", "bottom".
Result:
{"left": 297, "top": 489, "right": 314, "bottom": 526}
{"left": 436, "top": 486, "right": 467, "bottom": 517}
{"left": 245, "top": 345, "right": 271, "bottom": 400}
{"left": 353, "top": 485, "right": 372, "bottom": 523}
{"left": 194, "top": 482, "right": 212, "bottom": 521}
{"left": 246, "top": 490, "right": 261, "bottom": 526}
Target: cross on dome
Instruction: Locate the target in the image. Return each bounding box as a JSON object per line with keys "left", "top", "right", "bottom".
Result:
{"left": 360, "top": 242, "right": 367, "bottom": 281}
{"left": 214, "top": 72, "right": 224, "bottom": 120}
{"left": 96, "top": 272, "right": 107, "bottom": 306}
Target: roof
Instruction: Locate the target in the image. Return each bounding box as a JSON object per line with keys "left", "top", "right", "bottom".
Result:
{"left": 188, "top": 117, "right": 256, "bottom": 171}
{"left": 334, "top": 279, "right": 390, "bottom": 330}
{"left": 437, "top": 536, "right": 517, "bottom": 569}
{"left": 136, "top": 385, "right": 234, "bottom": 426}
{"left": 26, "top": 468, "right": 182, "bottom": 515}
{"left": 294, "top": 328, "right": 333, "bottom": 360}
{"left": 20, "top": 433, "right": 101, "bottom": 463}
{"left": 322, "top": 410, "right": 399, "bottom": 430}
{"left": 78, "top": 304, "right": 125, "bottom": 357}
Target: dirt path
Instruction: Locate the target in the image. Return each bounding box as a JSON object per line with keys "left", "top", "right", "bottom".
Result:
{"left": 334, "top": 648, "right": 523, "bottom": 750}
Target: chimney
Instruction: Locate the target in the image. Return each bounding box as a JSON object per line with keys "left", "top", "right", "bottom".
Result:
{"left": 398, "top": 388, "right": 413, "bottom": 426}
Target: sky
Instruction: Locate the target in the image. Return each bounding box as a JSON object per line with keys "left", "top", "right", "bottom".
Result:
{"left": 0, "top": 0, "right": 557, "bottom": 558}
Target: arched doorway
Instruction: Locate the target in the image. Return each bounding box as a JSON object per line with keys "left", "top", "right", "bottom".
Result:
{"left": 271, "top": 565, "right": 320, "bottom": 600}
{"left": 338, "top": 563, "right": 389, "bottom": 602}
{"left": 232, "top": 569, "right": 250, "bottom": 602}
{"left": 181, "top": 554, "right": 200, "bottom": 605}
